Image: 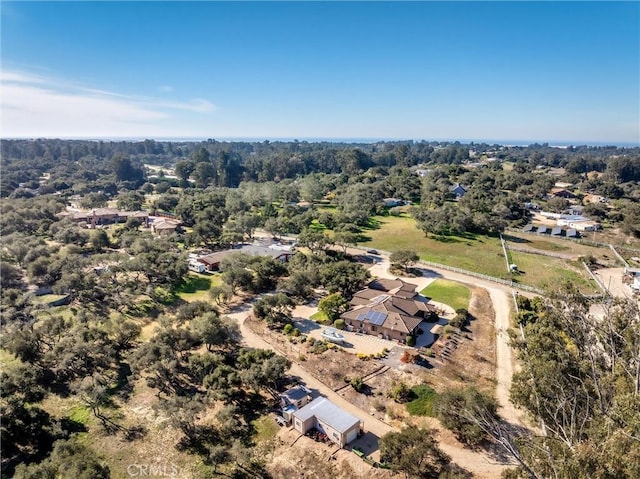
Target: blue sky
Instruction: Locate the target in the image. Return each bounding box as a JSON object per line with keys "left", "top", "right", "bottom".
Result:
{"left": 1, "top": 1, "right": 638, "bottom": 144}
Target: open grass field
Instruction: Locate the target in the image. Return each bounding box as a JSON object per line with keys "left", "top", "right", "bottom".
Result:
{"left": 420, "top": 279, "right": 471, "bottom": 311}
{"left": 360, "top": 214, "right": 600, "bottom": 293}
{"left": 504, "top": 231, "right": 620, "bottom": 265}
{"left": 175, "top": 272, "right": 223, "bottom": 302}
{"left": 360, "top": 215, "right": 509, "bottom": 278}
{"left": 508, "top": 250, "right": 599, "bottom": 294}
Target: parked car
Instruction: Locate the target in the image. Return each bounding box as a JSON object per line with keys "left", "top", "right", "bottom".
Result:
{"left": 322, "top": 327, "right": 345, "bottom": 345}
{"left": 366, "top": 249, "right": 379, "bottom": 255}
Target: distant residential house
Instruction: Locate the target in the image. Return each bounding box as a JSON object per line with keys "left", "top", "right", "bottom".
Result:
{"left": 120, "top": 210, "right": 150, "bottom": 225}
{"left": 90, "top": 208, "right": 122, "bottom": 225}
{"left": 551, "top": 227, "right": 562, "bottom": 236}
{"left": 556, "top": 218, "right": 600, "bottom": 232}
{"left": 60, "top": 208, "right": 149, "bottom": 226}
{"left": 449, "top": 183, "right": 468, "bottom": 199}
{"left": 549, "top": 187, "right": 577, "bottom": 199}
{"left": 523, "top": 224, "right": 536, "bottom": 233}
{"left": 341, "top": 278, "right": 435, "bottom": 342}
{"left": 291, "top": 397, "right": 363, "bottom": 448}
{"left": 150, "top": 217, "right": 182, "bottom": 235}
{"left": 564, "top": 205, "right": 584, "bottom": 216}
{"left": 197, "top": 244, "right": 295, "bottom": 272}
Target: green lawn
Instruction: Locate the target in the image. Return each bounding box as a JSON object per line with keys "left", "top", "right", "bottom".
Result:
{"left": 175, "top": 273, "right": 222, "bottom": 302}
{"left": 420, "top": 279, "right": 471, "bottom": 311}
{"left": 406, "top": 384, "right": 438, "bottom": 417}
{"left": 310, "top": 310, "right": 331, "bottom": 324}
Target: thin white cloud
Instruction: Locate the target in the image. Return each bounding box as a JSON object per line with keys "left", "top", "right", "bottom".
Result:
{"left": 158, "top": 85, "right": 174, "bottom": 93}
{"left": 1, "top": 70, "right": 216, "bottom": 138}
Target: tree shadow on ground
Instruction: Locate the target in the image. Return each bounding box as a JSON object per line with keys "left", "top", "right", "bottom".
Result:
{"left": 502, "top": 234, "right": 532, "bottom": 245}
{"left": 176, "top": 275, "right": 212, "bottom": 294}
{"left": 348, "top": 431, "right": 381, "bottom": 456}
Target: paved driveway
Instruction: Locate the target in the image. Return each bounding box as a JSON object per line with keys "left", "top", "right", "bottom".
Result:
{"left": 293, "top": 316, "right": 401, "bottom": 355}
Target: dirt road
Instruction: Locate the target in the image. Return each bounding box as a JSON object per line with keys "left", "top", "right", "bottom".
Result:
{"left": 368, "top": 257, "right": 525, "bottom": 427}
{"left": 226, "top": 306, "right": 392, "bottom": 437}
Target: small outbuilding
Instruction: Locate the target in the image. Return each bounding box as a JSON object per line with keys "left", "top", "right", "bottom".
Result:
{"left": 291, "top": 397, "right": 362, "bottom": 448}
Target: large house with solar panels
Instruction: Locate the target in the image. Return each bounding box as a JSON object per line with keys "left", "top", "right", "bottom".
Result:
{"left": 340, "top": 278, "right": 436, "bottom": 342}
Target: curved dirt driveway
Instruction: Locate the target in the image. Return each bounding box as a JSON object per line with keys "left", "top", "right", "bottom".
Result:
{"left": 227, "top": 304, "right": 511, "bottom": 478}
{"left": 367, "top": 256, "right": 525, "bottom": 427}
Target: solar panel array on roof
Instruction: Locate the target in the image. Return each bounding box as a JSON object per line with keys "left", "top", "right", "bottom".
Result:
{"left": 369, "top": 294, "right": 389, "bottom": 306}
{"left": 366, "top": 310, "right": 387, "bottom": 325}
{"left": 356, "top": 310, "right": 387, "bottom": 325}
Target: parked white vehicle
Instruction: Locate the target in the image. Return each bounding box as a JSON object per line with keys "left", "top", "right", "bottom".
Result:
{"left": 322, "top": 327, "right": 345, "bottom": 344}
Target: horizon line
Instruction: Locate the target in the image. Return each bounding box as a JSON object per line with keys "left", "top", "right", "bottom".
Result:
{"left": 1, "top": 136, "right": 638, "bottom": 148}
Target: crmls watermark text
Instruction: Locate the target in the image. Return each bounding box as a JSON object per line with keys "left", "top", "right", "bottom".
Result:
{"left": 127, "top": 463, "right": 180, "bottom": 477}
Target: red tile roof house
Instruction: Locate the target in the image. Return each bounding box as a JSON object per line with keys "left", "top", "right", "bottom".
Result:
{"left": 150, "top": 217, "right": 182, "bottom": 235}
{"left": 340, "top": 278, "right": 436, "bottom": 343}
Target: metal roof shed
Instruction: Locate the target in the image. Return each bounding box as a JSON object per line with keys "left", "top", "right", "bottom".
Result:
{"left": 292, "top": 397, "right": 362, "bottom": 447}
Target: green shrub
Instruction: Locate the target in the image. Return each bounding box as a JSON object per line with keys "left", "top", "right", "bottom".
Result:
{"left": 333, "top": 319, "right": 346, "bottom": 330}
{"left": 283, "top": 324, "right": 293, "bottom": 335}
{"left": 310, "top": 339, "right": 328, "bottom": 354}
{"left": 406, "top": 335, "right": 416, "bottom": 347}
{"left": 388, "top": 381, "right": 414, "bottom": 403}
{"left": 350, "top": 376, "right": 365, "bottom": 393}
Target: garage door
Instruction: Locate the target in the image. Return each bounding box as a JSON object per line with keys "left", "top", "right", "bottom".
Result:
{"left": 345, "top": 427, "right": 358, "bottom": 445}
